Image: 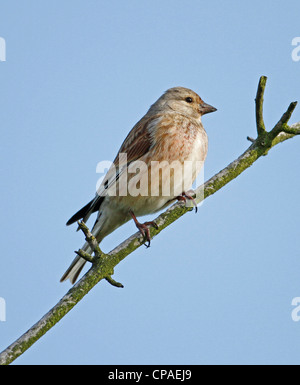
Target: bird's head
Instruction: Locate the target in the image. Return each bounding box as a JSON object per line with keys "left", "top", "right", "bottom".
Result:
{"left": 149, "top": 86, "right": 217, "bottom": 120}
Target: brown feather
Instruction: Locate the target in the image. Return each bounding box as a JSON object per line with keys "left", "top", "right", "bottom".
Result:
{"left": 113, "top": 115, "right": 158, "bottom": 165}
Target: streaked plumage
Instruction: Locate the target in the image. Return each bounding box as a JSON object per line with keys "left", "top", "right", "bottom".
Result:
{"left": 61, "top": 87, "right": 216, "bottom": 284}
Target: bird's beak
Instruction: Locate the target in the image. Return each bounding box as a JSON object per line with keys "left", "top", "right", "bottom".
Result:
{"left": 200, "top": 102, "right": 217, "bottom": 115}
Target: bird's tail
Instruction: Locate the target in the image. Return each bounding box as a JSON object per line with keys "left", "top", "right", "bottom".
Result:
{"left": 62, "top": 196, "right": 106, "bottom": 284}
{"left": 61, "top": 210, "right": 109, "bottom": 284}
{"left": 61, "top": 201, "right": 128, "bottom": 284}
{"left": 60, "top": 241, "right": 91, "bottom": 284}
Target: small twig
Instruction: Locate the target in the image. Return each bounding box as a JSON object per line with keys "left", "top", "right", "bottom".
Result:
{"left": 105, "top": 276, "right": 124, "bottom": 288}
{"left": 74, "top": 249, "right": 94, "bottom": 263}
{"left": 270, "top": 101, "right": 298, "bottom": 139}
{"left": 247, "top": 136, "right": 256, "bottom": 143}
{"left": 253, "top": 77, "right": 298, "bottom": 151}
{"left": 77, "top": 221, "right": 123, "bottom": 289}
{"left": 255, "top": 76, "right": 267, "bottom": 137}
{"left": 77, "top": 220, "right": 102, "bottom": 258}
{"left": 282, "top": 123, "right": 300, "bottom": 135}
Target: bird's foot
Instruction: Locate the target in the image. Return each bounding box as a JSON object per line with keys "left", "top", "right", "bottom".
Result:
{"left": 176, "top": 191, "right": 198, "bottom": 213}
{"left": 129, "top": 210, "right": 158, "bottom": 248}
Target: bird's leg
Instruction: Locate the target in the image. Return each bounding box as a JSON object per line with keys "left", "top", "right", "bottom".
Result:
{"left": 176, "top": 191, "right": 198, "bottom": 213}
{"left": 129, "top": 210, "right": 158, "bottom": 248}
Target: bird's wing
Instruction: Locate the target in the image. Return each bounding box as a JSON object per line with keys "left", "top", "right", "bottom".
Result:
{"left": 114, "top": 114, "right": 158, "bottom": 164}
{"left": 66, "top": 114, "right": 162, "bottom": 226}
{"left": 95, "top": 114, "right": 162, "bottom": 198}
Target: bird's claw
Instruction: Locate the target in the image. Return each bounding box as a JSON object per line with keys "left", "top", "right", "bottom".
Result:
{"left": 129, "top": 210, "right": 158, "bottom": 247}
{"left": 176, "top": 191, "right": 198, "bottom": 213}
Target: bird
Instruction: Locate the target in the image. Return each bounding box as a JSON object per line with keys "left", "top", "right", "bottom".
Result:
{"left": 60, "top": 87, "right": 217, "bottom": 284}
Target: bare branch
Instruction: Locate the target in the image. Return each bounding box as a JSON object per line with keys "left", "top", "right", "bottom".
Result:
{"left": 0, "top": 77, "right": 299, "bottom": 365}
{"left": 255, "top": 76, "right": 267, "bottom": 136}
{"left": 74, "top": 249, "right": 94, "bottom": 263}
{"left": 270, "top": 101, "right": 298, "bottom": 139}
{"left": 283, "top": 121, "right": 300, "bottom": 135}
{"left": 77, "top": 220, "right": 103, "bottom": 259}
{"left": 105, "top": 276, "right": 124, "bottom": 288}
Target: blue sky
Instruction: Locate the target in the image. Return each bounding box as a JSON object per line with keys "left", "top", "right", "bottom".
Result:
{"left": 0, "top": 0, "right": 300, "bottom": 364}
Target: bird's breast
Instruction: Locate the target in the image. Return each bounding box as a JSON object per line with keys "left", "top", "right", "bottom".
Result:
{"left": 150, "top": 115, "right": 208, "bottom": 164}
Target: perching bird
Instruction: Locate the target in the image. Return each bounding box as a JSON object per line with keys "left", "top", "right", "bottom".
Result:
{"left": 61, "top": 87, "right": 216, "bottom": 284}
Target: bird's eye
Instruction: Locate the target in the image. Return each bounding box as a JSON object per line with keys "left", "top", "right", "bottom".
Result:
{"left": 185, "top": 97, "right": 193, "bottom": 103}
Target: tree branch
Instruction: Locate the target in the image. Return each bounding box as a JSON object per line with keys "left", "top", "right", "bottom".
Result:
{"left": 255, "top": 75, "right": 267, "bottom": 136}
{"left": 76, "top": 220, "right": 103, "bottom": 260}
{"left": 75, "top": 221, "right": 124, "bottom": 288}
{"left": 0, "top": 76, "right": 299, "bottom": 365}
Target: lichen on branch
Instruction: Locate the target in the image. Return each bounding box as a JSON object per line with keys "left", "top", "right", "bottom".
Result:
{"left": 0, "top": 76, "right": 299, "bottom": 366}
